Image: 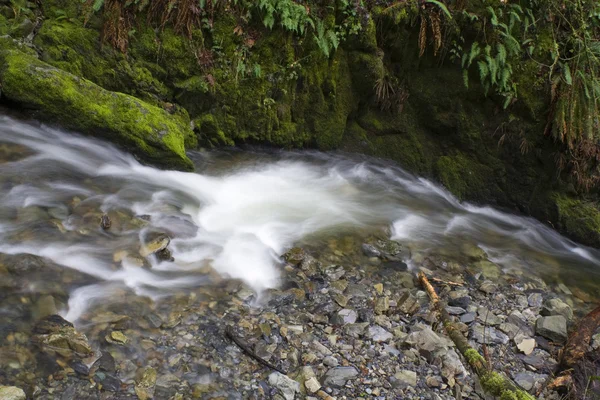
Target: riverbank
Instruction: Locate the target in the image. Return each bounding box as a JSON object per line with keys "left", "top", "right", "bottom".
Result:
{"left": 0, "top": 1, "right": 600, "bottom": 247}
{"left": 0, "top": 233, "right": 584, "bottom": 399}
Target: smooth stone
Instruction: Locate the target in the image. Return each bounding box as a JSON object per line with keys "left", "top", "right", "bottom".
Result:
{"left": 446, "top": 306, "right": 466, "bottom": 315}
{"left": 362, "top": 243, "right": 381, "bottom": 258}
{"left": 0, "top": 386, "right": 26, "bottom": 400}
{"left": 541, "top": 298, "right": 573, "bottom": 321}
{"left": 535, "top": 316, "right": 568, "bottom": 343}
{"left": 323, "top": 355, "right": 338, "bottom": 367}
{"left": 460, "top": 312, "right": 476, "bottom": 324}
{"left": 269, "top": 372, "right": 300, "bottom": 400}
{"left": 479, "top": 280, "right": 498, "bottom": 294}
{"left": 367, "top": 325, "right": 393, "bottom": 342}
{"left": 330, "top": 309, "right": 358, "bottom": 325}
{"left": 528, "top": 293, "right": 543, "bottom": 308}
{"left": 323, "top": 366, "right": 359, "bottom": 388}
{"left": 393, "top": 370, "right": 417, "bottom": 387}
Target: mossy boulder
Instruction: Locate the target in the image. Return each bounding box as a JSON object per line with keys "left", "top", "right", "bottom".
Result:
{"left": 0, "top": 38, "right": 194, "bottom": 170}
{"left": 552, "top": 193, "right": 600, "bottom": 247}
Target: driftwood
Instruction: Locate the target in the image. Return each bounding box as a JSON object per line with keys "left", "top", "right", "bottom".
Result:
{"left": 225, "top": 325, "right": 287, "bottom": 374}
{"left": 547, "top": 304, "right": 600, "bottom": 396}
{"left": 418, "top": 272, "right": 536, "bottom": 400}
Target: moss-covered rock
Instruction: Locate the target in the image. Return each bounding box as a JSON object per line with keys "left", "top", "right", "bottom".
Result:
{"left": 0, "top": 38, "right": 194, "bottom": 170}
{"left": 552, "top": 193, "right": 600, "bottom": 247}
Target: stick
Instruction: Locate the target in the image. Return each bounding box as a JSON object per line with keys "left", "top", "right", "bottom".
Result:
{"left": 418, "top": 272, "right": 536, "bottom": 400}
{"left": 225, "top": 325, "right": 287, "bottom": 374}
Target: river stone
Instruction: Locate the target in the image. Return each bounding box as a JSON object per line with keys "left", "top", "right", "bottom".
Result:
{"left": 541, "top": 298, "right": 573, "bottom": 321}
{"left": 282, "top": 247, "right": 307, "bottom": 265}
{"left": 471, "top": 324, "right": 509, "bottom": 345}
{"left": 0, "top": 386, "right": 26, "bottom": 400}
{"left": 536, "top": 316, "right": 567, "bottom": 342}
{"left": 139, "top": 234, "right": 170, "bottom": 257}
{"left": 367, "top": 325, "right": 393, "bottom": 342}
{"left": 448, "top": 290, "right": 471, "bottom": 308}
{"left": 446, "top": 306, "right": 466, "bottom": 315}
{"left": 513, "top": 371, "right": 547, "bottom": 392}
{"left": 343, "top": 322, "right": 369, "bottom": 338}
{"left": 393, "top": 370, "right": 417, "bottom": 387}
{"left": 32, "top": 314, "right": 93, "bottom": 358}
{"left": 479, "top": 280, "right": 498, "bottom": 294}
{"left": 323, "top": 366, "right": 359, "bottom": 388}
{"left": 304, "top": 377, "right": 321, "bottom": 393}
{"left": 515, "top": 335, "right": 536, "bottom": 355}
{"left": 528, "top": 293, "right": 543, "bottom": 308}
{"left": 135, "top": 367, "right": 157, "bottom": 400}
{"left": 460, "top": 312, "right": 476, "bottom": 324}
{"left": 362, "top": 243, "right": 381, "bottom": 258}
{"left": 331, "top": 309, "right": 358, "bottom": 325}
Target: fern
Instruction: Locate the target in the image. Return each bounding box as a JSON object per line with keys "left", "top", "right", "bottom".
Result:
{"left": 425, "top": 0, "right": 452, "bottom": 19}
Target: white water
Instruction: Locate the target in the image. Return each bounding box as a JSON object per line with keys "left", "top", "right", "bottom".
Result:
{"left": 0, "top": 116, "right": 599, "bottom": 321}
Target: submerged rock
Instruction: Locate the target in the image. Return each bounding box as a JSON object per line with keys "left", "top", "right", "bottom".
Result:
{"left": 140, "top": 234, "right": 171, "bottom": 258}
{"left": 0, "top": 386, "right": 26, "bottom": 400}
{"left": 32, "top": 314, "right": 93, "bottom": 359}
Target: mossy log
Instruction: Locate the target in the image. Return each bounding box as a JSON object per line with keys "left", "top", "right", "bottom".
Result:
{"left": 0, "top": 38, "right": 194, "bottom": 171}
{"left": 418, "top": 272, "right": 536, "bottom": 400}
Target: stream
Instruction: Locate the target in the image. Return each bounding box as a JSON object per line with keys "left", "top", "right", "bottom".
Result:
{"left": 0, "top": 115, "right": 599, "bottom": 397}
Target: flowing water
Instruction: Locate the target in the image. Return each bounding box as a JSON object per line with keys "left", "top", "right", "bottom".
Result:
{"left": 1, "top": 115, "right": 600, "bottom": 325}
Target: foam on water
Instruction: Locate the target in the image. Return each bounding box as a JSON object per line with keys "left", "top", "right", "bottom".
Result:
{"left": 1, "top": 116, "right": 600, "bottom": 321}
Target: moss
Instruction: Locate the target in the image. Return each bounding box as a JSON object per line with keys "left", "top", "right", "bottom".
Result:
{"left": 0, "top": 39, "right": 194, "bottom": 170}
{"left": 436, "top": 153, "right": 492, "bottom": 201}
{"left": 194, "top": 113, "right": 234, "bottom": 147}
{"left": 348, "top": 50, "right": 385, "bottom": 98}
{"left": 552, "top": 193, "right": 600, "bottom": 246}
{"left": 480, "top": 372, "right": 535, "bottom": 400}
{"left": 464, "top": 349, "right": 485, "bottom": 366}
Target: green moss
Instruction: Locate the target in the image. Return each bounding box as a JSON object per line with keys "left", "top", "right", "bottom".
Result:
{"left": 194, "top": 113, "right": 234, "bottom": 147}
{"left": 436, "top": 153, "right": 491, "bottom": 201}
{"left": 464, "top": 349, "right": 485, "bottom": 366}
{"left": 553, "top": 193, "right": 600, "bottom": 246}
{"left": 480, "top": 372, "right": 535, "bottom": 400}
{"left": 0, "top": 39, "right": 194, "bottom": 170}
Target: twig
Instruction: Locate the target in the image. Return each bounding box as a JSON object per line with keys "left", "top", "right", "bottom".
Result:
{"left": 418, "top": 272, "right": 536, "bottom": 400}
{"left": 430, "top": 277, "right": 464, "bottom": 287}
{"left": 225, "top": 325, "right": 287, "bottom": 374}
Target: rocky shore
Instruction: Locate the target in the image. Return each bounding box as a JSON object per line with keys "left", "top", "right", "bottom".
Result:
{"left": 0, "top": 231, "right": 592, "bottom": 399}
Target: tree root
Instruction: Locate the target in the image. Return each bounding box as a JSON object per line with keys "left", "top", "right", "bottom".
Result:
{"left": 418, "top": 272, "right": 536, "bottom": 400}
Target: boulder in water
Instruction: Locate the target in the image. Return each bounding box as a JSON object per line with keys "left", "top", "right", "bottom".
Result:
{"left": 32, "top": 314, "right": 93, "bottom": 359}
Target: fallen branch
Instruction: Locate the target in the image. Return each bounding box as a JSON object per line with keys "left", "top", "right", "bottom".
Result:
{"left": 419, "top": 272, "right": 536, "bottom": 400}
{"left": 430, "top": 276, "right": 464, "bottom": 287}
{"left": 225, "top": 325, "right": 287, "bottom": 374}
{"left": 547, "top": 303, "right": 600, "bottom": 396}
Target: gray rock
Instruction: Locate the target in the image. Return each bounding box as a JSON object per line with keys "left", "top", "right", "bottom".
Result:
{"left": 471, "top": 324, "right": 510, "bottom": 345}
{"left": 513, "top": 371, "right": 548, "bottom": 392}
{"left": 367, "top": 325, "right": 393, "bottom": 342}
{"left": 404, "top": 325, "right": 453, "bottom": 360}
{"left": 397, "top": 292, "right": 420, "bottom": 314}
{"left": 477, "top": 307, "right": 503, "bottom": 326}
{"left": 448, "top": 290, "right": 471, "bottom": 308}
{"left": 541, "top": 298, "right": 573, "bottom": 321}
{"left": 323, "top": 366, "right": 359, "bottom": 388}
{"left": 460, "top": 312, "right": 476, "bottom": 324}
{"left": 323, "top": 356, "right": 338, "bottom": 367}
{"left": 479, "top": 280, "right": 498, "bottom": 294}
{"left": 269, "top": 372, "right": 300, "bottom": 400}
{"left": 343, "top": 322, "right": 369, "bottom": 338}
{"left": 0, "top": 386, "right": 26, "bottom": 400}
{"left": 330, "top": 309, "right": 357, "bottom": 325}
{"left": 362, "top": 243, "right": 381, "bottom": 258}
{"left": 528, "top": 293, "right": 543, "bottom": 308}
{"left": 393, "top": 370, "right": 417, "bottom": 387}
{"left": 446, "top": 306, "right": 466, "bottom": 315}
{"left": 536, "top": 316, "right": 567, "bottom": 342}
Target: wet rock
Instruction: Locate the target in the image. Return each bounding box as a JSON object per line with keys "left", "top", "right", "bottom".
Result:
{"left": 536, "top": 316, "right": 567, "bottom": 343}
{"left": 404, "top": 325, "right": 452, "bottom": 360}
{"left": 476, "top": 307, "right": 502, "bottom": 326}
{"left": 361, "top": 243, "right": 381, "bottom": 258}
{"left": 393, "top": 370, "right": 417, "bottom": 388}
{"left": 282, "top": 247, "right": 307, "bottom": 265}
{"left": 374, "top": 297, "right": 390, "bottom": 314}
{"left": 541, "top": 298, "right": 573, "bottom": 321}
{"left": 330, "top": 309, "right": 357, "bottom": 325}
{"left": 343, "top": 322, "right": 369, "bottom": 338}
{"left": 323, "top": 366, "right": 359, "bottom": 388}
{"left": 397, "top": 292, "right": 420, "bottom": 315}
{"left": 367, "top": 325, "right": 393, "bottom": 342}
{"left": 106, "top": 331, "right": 128, "bottom": 345}
{"left": 32, "top": 294, "right": 57, "bottom": 320}
{"left": 0, "top": 386, "right": 26, "bottom": 400}
{"left": 440, "top": 349, "right": 467, "bottom": 387}
{"left": 135, "top": 366, "right": 157, "bottom": 400}
{"left": 32, "top": 315, "right": 93, "bottom": 359}
{"left": 479, "top": 280, "right": 498, "bottom": 294}
{"left": 528, "top": 293, "right": 543, "bottom": 308}
{"left": 100, "top": 214, "right": 111, "bottom": 230}
{"left": 140, "top": 234, "right": 170, "bottom": 258}
{"left": 446, "top": 306, "right": 466, "bottom": 315}
{"left": 269, "top": 372, "right": 300, "bottom": 400}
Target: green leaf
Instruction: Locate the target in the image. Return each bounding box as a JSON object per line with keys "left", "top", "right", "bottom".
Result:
{"left": 92, "top": 0, "right": 104, "bottom": 12}
{"left": 425, "top": 0, "right": 452, "bottom": 19}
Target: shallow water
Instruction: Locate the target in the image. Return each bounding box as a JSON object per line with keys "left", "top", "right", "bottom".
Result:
{"left": 0, "top": 115, "right": 599, "bottom": 326}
